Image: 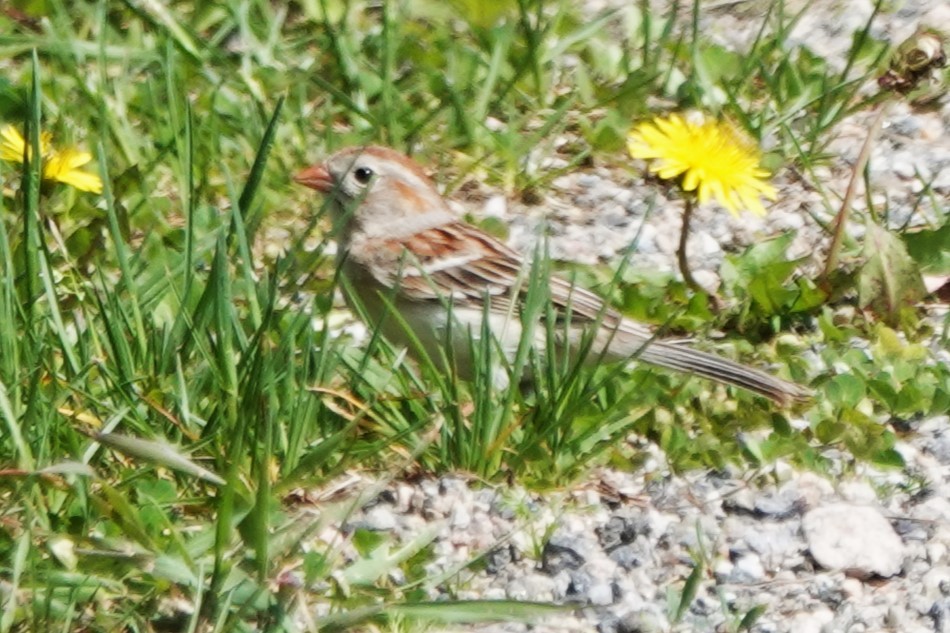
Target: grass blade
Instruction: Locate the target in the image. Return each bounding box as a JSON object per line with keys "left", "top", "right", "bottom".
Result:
{"left": 94, "top": 431, "right": 226, "bottom": 485}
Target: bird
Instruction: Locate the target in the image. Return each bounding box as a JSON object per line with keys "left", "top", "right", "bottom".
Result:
{"left": 294, "top": 145, "right": 811, "bottom": 406}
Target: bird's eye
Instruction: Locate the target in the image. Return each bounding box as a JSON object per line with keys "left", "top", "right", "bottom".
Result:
{"left": 353, "top": 166, "right": 374, "bottom": 184}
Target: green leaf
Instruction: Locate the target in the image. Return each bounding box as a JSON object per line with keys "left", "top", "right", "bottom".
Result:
{"left": 37, "top": 461, "right": 97, "bottom": 478}
{"left": 871, "top": 448, "right": 905, "bottom": 468}
{"left": 151, "top": 555, "right": 199, "bottom": 586}
{"left": 343, "top": 524, "right": 440, "bottom": 586}
{"left": 675, "top": 559, "right": 704, "bottom": 622}
{"left": 747, "top": 261, "right": 800, "bottom": 314}
{"left": 858, "top": 220, "right": 926, "bottom": 323}
{"left": 824, "top": 374, "right": 866, "bottom": 408}
{"left": 95, "top": 482, "right": 158, "bottom": 550}
{"left": 0, "top": 76, "right": 27, "bottom": 119}
{"left": 815, "top": 419, "right": 846, "bottom": 444}
{"left": 445, "top": 0, "right": 516, "bottom": 29}
{"left": 352, "top": 528, "right": 387, "bottom": 557}
{"left": 694, "top": 44, "right": 743, "bottom": 100}
{"left": 739, "top": 604, "right": 767, "bottom": 631}
{"left": 789, "top": 278, "right": 828, "bottom": 312}
{"left": 901, "top": 224, "right": 950, "bottom": 274}
{"left": 740, "top": 232, "right": 797, "bottom": 269}
{"left": 868, "top": 377, "right": 899, "bottom": 409}
{"left": 388, "top": 600, "right": 568, "bottom": 623}
{"left": 817, "top": 309, "right": 848, "bottom": 342}
{"left": 95, "top": 432, "right": 225, "bottom": 486}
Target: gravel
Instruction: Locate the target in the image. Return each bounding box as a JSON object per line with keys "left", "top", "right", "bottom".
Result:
{"left": 306, "top": 434, "right": 950, "bottom": 632}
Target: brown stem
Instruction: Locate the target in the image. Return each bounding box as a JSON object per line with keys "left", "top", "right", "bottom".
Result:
{"left": 677, "top": 197, "right": 702, "bottom": 294}
{"left": 821, "top": 100, "right": 891, "bottom": 280}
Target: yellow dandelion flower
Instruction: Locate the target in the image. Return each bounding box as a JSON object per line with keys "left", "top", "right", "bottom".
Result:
{"left": 0, "top": 124, "right": 102, "bottom": 194}
{"left": 1, "top": 125, "right": 51, "bottom": 162}
{"left": 628, "top": 113, "right": 776, "bottom": 216}
{"left": 44, "top": 148, "right": 102, "bottom": 193}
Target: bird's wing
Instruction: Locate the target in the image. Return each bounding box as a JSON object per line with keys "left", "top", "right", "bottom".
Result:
{"left": 358, "top": 221, "right": 656, "bottom": 337}
{"left": 358, "top": 222, "right": 526, "bottom": 306}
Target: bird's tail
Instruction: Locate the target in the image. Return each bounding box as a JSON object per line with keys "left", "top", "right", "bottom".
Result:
{"left": 606, "top": 322, "right": 811, "bottom": 407}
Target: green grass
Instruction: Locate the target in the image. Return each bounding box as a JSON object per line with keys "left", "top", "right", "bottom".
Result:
{"left": 0, "top": 0, "right": 947, "bottom": 630}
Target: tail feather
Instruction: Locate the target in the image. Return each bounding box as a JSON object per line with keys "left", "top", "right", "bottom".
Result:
{"left": 608, "top": 324, "right": 811, "bottom": 406}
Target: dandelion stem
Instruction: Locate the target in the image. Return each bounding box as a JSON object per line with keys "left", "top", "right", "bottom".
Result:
{"left": 677, "top": 197, "right": 702, "bottom": 294}
{"left": 821, "top": 100, "right": 891, "bottom": 279}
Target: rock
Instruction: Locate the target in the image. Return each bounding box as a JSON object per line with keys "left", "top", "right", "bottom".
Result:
{"left": 506, "top": 573, "right": 557, "bottom": 602}
{"left": 617, "top": 609, "right": 667, "bottom": 633}
{"left": 894, "top": 517, "right": 932, "bottom": 542}
{"left": 838, "top": 481, "right": 878, "bottom": 505}
{"left": 713, "top": 558, "right": 734, "bottom": 582}
{"left": 393, "top": 482, "right": 414, "bottom": 513}
{"left": 928, "top": 542, "right": 948, "bottom": 565}
{"left": 597, "top": 613, "right": 622, "bottom": 633}
{"left": 588, "top": 580, "right": 616, "bottom": 606}
{"left": 842, "top": 577, "right": 864, "bottom": 599}
{"left": 786, "top": 605, "right": 835, "bottom": 633}
{"left": 691, "top": 269, "right": 720, "bottom": 293}
{"left": 485, "top": 545, "right": 519, "bottom": 574}
{"left": 577, "top": 174, "right": 601, "bottom": 188}
{"left": 933, "top": 166, "right": 950, "bottom": 192}
{"left": 730, "top": 553, "right": 766, "bottom": 583}
{"left": 450, "top": 503, "right": 471, "bottom": 529}
{"left": 609, "top": 543, "right": 646, "bottom": 570}
{"left": 888, "top": 114, "right": 922, "bottom": 137}
{"left": 722, "top": 488, "right": 758, "bottom": 515}
{"left": 483, "top": 194, "right": 508, "bottom": 219}
{"left": 361, "top": 505, "right": 397, "bottom": 531}
{"left": 723, "top": 484, "right": 804, "bottom": 519}
{"left": 811, "top": 572, "right": 847, "bottom": 607}
{"left": 692, "top": 231, "right": 722, "bottom": 258}
{"left": 930, "top": 599, "right": 950, "bottom": 633}
{"left": 802, "top": 504, "right": 905, "bottom": 578}
{"left": 794, "top": 472, "right": 836, "bottom": 509}
{"left": 735, "top": 520, "right": 804, "bottom": 571}
{"left": 891, "top": 150, "right": 920, "bottom": 179}
{"left": 541, "top": 542, "right": 586, "bottom": 574}
{"left": 597, "top": 513, "right": 644, "bottom": 550}
{"left": 754, "top": 489, "right": 803, "bottom": 519}
{"left": 566, "top": 570, "right": 593, "bottom": 602}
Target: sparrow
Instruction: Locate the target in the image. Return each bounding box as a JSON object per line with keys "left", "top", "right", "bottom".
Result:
{"left": 295, "top": 146, "right": 810, "bottom": 406}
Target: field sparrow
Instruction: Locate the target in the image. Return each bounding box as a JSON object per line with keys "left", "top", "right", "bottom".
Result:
{"left": 295, "top": 146, "right": 810, "bottom": 406}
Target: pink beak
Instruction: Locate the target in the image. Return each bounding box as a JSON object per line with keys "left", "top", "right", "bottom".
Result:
{"left": 293, "top": 164, "right": 332, "bottom": 193}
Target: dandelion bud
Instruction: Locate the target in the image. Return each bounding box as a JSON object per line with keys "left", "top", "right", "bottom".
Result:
{"left": 878, "top": 28, "right": 947, "bottom": 100}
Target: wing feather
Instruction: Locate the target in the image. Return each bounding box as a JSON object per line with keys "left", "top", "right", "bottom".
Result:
{"left": 358, "top": 221, "right": 652, "bottom": 335}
